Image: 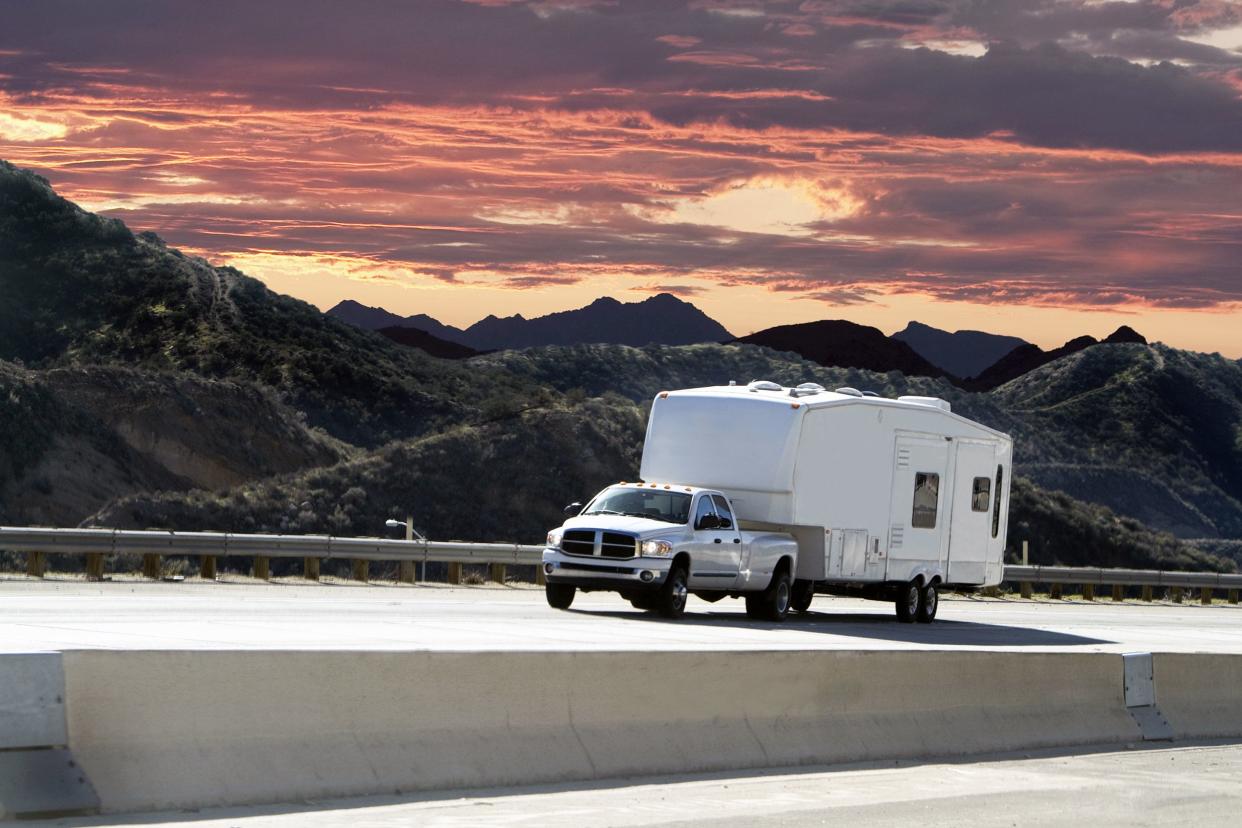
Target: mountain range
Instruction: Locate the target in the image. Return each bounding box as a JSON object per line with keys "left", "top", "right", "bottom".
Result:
{"left": 2, "top": 158, "right": 1239, "bottom": 576}
{"left": 327, "top": 293, "right": 733, "bottom": 351}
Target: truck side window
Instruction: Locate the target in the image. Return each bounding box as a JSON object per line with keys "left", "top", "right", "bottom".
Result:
{"left": 991, "top": 465, "right": 1004, "bottom": 538}
{"left": 710, "top": 495, "right": 734, "bottom": 529}
{"left": 971, "top": 477, "right": 991, "bottom": 512}
{"left": 693, "top": 496, "right": 717, "bottom": 531}
{"left": 912, "top": 472, "right": 939, "bottom": 529}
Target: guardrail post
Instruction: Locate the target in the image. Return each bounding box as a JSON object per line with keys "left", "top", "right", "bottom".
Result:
{"left": 1082, "top": 584, "right": 1094, "bottom": 601}
{"left": 142, "top": 554, "right": 160, "bottom": 579}
{"left": 253, "top": 556, "right": 270, "bottom": 581}
{"left": 303, "top": 557, "right": 320, "bottom": 581}
{"left": 536, "top": 565, "right": 546, "bottom": 586}
{"left": 489, "top": 563, "right": 507, "bottom": 584}
{"left": 1141, "top": 585, "right": 1153, "bottom": 602}
{"left": 399, "top": 561, "right": 415, "bottom": 584}
{"left": 1049, "top": 582, "right": 1062, "bottom": 600}
{"left": 447, "top": 562, "right": 462, "bottom": 585}
{"left": 1172, "top": 586, "right": 1183, "bottom": 603}
{"left": 1111, "top": 584, "right": 1124, "bottom": 602}
{"left": 200, "top": 555, "right": 217, "bottom": 580}
{"left": 350, "top": 559, "right": 369, "bottom": 582}
{"left": 1230, "top": 589, "right": 1239, "bottom": 605}
{"left": 1019, "top": 581, "right": 1032, "bottom": 599}
{"left": 1201, "top": 587, "right": 1213, "bottom": 605}
{"left": 86, "top": 552, "right": 105, "bottom": 581}
{"left": 25, "top": 550, "right": 46, "bottom": 578}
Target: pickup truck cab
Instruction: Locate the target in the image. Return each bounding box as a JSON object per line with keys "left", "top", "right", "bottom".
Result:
{"left": 541, "top": 482, "right": 798, "bottom": 620}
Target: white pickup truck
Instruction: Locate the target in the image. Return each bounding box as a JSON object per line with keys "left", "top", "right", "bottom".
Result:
{"left": 541, "top": 482, "right": 798, "bottom": 620}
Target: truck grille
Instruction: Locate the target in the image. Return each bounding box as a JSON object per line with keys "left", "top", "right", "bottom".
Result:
{"left": 559, "top": 530, "right": 638, "bottom": 559}
{"left": 561, "top": 530, "right": 596, "bottom": 556}
{"left": 601, "top": 532, "right": 638, "bottom": 558}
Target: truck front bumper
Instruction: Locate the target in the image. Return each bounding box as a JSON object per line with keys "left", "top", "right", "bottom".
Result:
{"left": 541, "top": 548, "right": 672, "bottom": 591}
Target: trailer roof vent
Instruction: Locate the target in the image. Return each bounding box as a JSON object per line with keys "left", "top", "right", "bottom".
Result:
{"left": 747, "top": 380, "right": 783, "bottom": 392}
{"left": 790, "top": 382, "right": 825, "bottom": 398}
{"left": 835, "top": 386, "right": 864, "bottom": 397}
{"left": 898, "top": 395, "right": 951, "bottom": 412}
{"left": 861, "top": 390, "right": 880, "bottom": 397}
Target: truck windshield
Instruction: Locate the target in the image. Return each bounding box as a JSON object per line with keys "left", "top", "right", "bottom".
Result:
{"left": 582, "top": 488, "right": 692, "bottom": 524}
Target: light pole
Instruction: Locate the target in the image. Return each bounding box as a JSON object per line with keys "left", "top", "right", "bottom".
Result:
{"left": 385, "top": 516, "right": 425, "bottom": 582}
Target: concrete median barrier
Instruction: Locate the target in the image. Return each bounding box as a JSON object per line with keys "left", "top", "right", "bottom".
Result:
{"left": 61, "top": 649, "right": 1149, "bottom": 814}
{"left": 1154, "top": 653, "right": 1242, "bottom": 740}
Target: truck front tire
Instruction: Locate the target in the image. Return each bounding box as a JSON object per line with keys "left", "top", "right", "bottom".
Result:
{"left": 546, "top": 583, "right": 576, "bottom": 610}
{"left": 656, "top": 564, "right": 689, "bottom": 619}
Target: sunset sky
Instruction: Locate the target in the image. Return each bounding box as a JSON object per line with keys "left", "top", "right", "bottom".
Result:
{"left": 2, "top": 0, "right": 1240, "bottom": 355}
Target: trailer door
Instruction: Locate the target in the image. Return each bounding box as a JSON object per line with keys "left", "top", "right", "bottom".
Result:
{"left": 888, "top": 434, "right": 950, "bottom": 581}
{"left": 946, "top": 441, "right": 997, "bottom": 585}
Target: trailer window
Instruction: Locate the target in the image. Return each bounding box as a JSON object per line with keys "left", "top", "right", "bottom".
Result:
{"left": 972, "top": 477, "right": 991, "bottom": 512}
{"left": 991, "top": 465, "right": 1004, "bottom": 538}
{"left": 911, "top": 473, "right": 940, "bottom": 529}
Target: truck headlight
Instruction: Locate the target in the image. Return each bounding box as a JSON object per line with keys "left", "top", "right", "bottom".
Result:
{"left": 641, "top": 539, "right": 672, "bottom": 557}
{"left": 546, "top": 529, "right": 563, "bottom": 548}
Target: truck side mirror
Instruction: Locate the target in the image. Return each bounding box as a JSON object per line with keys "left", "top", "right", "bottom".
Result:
{"left": 717, "top": 517, "right": 732, "bottom": 530}
{"left": 563, "top": 502, "right": 582, "bottom": 514}
{"left": 695, "top": 514, "right": 719, "bottom": 531}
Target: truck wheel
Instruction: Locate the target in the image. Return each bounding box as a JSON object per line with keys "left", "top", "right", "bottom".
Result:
{"left": 895, "top": 581, "right": 919, "bottom": 623}
{"left": 791, "top": 579, "right": 814, "bottom": 614}
{"left": 656, "top": 565, "right": 689, "bottom": 619}
{"left": 917, "top": 582, "right": 939, "bottom": 623}
{"left": 546, "top": 583, "right": 575, "bottom": 610}
{"left": 747, "top": 568, "right": 791, "bottom": 622}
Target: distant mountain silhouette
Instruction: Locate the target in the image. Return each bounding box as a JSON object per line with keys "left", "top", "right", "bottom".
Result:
{"left": 327, "top": 300, "right": 471, "bottom": 344}
{"left": 331, "top": 293, "right": 732, "bottom": 350}
{"left": 891, "top": 321, "right": 1028, "bottom": 379}
{"left": 966, "top": 326, "right": 1147, "bottom": 391}
{"left": 734, "top": 320, "right": 948, "bottom": 378}
{"left": 378, "top": 325, "right": 480, "bottom": 359}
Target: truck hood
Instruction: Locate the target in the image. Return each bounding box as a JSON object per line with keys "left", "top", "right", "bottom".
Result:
{"left": 561, "top": 514, "right": 686, "bottom": 538}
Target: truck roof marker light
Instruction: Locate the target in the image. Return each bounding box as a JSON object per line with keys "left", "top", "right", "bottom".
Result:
{"left": 663, "top": 485, "right": 671, "bottom": 489}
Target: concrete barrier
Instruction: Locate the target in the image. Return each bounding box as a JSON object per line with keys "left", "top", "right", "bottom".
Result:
{"left": 63, "top": 649, "right": 1146, "bottom": 814}
{"left": 1154, "top": 654, "right": 1242, "bottom": 740}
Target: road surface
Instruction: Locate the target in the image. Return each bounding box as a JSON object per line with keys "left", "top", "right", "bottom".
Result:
{"left": 2, "top": 578, "right": 1239, "bottom": 653}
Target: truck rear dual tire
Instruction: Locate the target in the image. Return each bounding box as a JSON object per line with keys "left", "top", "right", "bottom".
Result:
{"left": 745, "top": 568, "right": 791, "bottom": 622}
{"left": 790, "top": 579, "right": 815, "bottom": 614}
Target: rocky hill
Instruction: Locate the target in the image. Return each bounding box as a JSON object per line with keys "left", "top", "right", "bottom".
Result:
{"left": 891, "top": 321, "right": 1028, "bottom": 379}
{"left": 733, "top": 320, "right": 949, "bottom": 379}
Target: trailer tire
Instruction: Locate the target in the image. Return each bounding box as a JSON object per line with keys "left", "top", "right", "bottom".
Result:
{"left": 896, "top": 581, "right": 920, "bottom": 623}
{"left": 747, "top": 568, "right": 791, "bottom": 622}
{"left": 656, "top": 564, "right": 689, "bottom": 619}
{"left": 545, "top": 583, "right": 575, "bottom": 610}
{"left": 917, "top": 582, "right": 939, "bottom": 623}
{"left": 791, "top": 579, "right": 815, "bottom": 614}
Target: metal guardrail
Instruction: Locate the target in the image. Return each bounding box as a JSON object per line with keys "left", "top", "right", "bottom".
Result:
{"left": 1, "top": 526, "right": 543, "bottom": 584}
{"left": 3, "top": 526, "right": 1239, "bottom": 601}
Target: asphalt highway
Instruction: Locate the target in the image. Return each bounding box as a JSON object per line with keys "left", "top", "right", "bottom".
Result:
{"left": 2, "top": 577, "right": 1239, "bottom": 654}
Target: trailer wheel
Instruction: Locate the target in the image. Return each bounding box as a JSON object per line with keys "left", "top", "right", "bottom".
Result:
{"left": 791, "top": 579, "right": 815, "bottom": 614}
{"left": 917, "top": 582, "right": 939, "bottom": 623}
{"left": 545, "top": 583, "right": 576, "bottom": 610}
{"left": 747, "top": 568, "right": 791, "bottom": 622}
{"left": 895, "top": 581, "right": 920, "bottom": 623}
{"left": 656, "top": 564, "right": 689, "bottom": 619}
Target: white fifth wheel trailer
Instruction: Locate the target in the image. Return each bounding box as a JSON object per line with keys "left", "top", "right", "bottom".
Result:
{"left": 542, "top": 380, "right": 1011, "bottom": 622}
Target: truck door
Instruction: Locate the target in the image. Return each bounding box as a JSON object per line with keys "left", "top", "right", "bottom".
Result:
{"left": 946, "top": 441, "right": 996, "bottom": 584}
{"left": 687, "top": 494, "right": 739, "bottom": 590}
{"left": 710, "top": 494, "right": 746, "bottom": 588}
